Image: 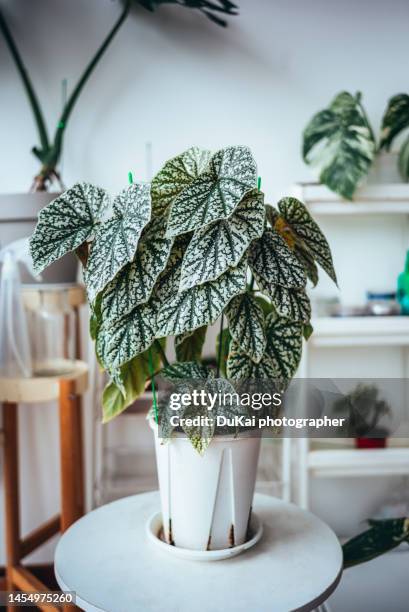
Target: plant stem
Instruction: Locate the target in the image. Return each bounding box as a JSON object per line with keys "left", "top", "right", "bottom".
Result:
{"left": 155, "top": 339, "right": 169, "bottom": 368}
{"left": 0, "top": 8, "right": 50, "bottom": 152}
{"left": 216, "top": 312, "right": 224, "bottom": 377}
{"left": 51, "top": 0, "right": 131, "bottom": 163}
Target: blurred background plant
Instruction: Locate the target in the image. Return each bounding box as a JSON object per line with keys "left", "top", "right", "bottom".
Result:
{"left": 333, "top": 383, "right": 391, "bottom": 440}
{"left": 0, "top": 0, "right": 238, "bottom": 192}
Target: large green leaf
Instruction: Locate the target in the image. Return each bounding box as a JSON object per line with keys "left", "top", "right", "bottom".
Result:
{"left": 156, "top": 257, "right": 247, "bottom": 337}
{"left": 85, "top": 183, "right": 151, "bottom": 302}
{"left": 380, "top": 94, "right": 409, "bottom": 151}
{"left": 166, "top": 146, "right": 257, "bottom": 237}
{"left": 103, "top": 298, "right": 157, "bottom": 369}
{"left": 264, "top": 312, "right": 303, "bottom": 380}
{"left": 269, "top": 284, "right": 311, "bottom": 324}
{"left": 278, "top": 197, "right": 336, "bottom": 284}
{"left": 225, "top": 292, "right": 266, "bottom": 363}
{"left": 151, "top": 146, "right": 211, "bottom": 217}
{"left": 175, "top": 326, "right": 207, "bottom": 362}
{"left": 226, "top": 340, "right": 278, "bottom": 379}
{"left": 161, "top": 361, "right": 211, "bottom": 381}
{"left": 294, "top": 243, "right": 319, "bottom": 287}
{"left": 101, "top": 215, "right": 173, "bottom": 321}
{"left": 179, "top": 190, "right": 264, "bottom": 290}
{"left": 249, "top": 229, "right": 306, "bottom": 289}
{"left": 30, "top": 182, "right": 109, "bottom": 274}
{"left": 343, "top": 518, "right": 409, "bottom": 569}
{"left": 303, "top": 91, "right": 376, "bottom": 200}
{"left": 102, "top": 344, "right": 163, "bottom": 422}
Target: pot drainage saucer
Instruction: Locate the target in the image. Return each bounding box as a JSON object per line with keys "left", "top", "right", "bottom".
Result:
{"left": 146, "top": 512, "right": 263, "bottom": 561}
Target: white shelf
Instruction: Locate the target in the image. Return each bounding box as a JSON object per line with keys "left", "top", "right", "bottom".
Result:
{"left": 308, "top": 448, "right": 409, "bottom": 478}
{"left": 310, "top": 316, "right": 409, "bottom": 347}
{"left": 293, "top": 183, "right": 409, "bottom": 215}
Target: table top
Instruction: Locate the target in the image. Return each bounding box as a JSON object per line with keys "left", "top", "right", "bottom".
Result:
{"left": 55, "top": 492, "right": 342, "bottom": 612}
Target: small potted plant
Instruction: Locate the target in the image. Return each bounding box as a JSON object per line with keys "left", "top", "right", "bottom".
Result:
{"left": 333, "top": 384, "right": 391, "bottom": 449}
{"left": 29, "top": 145, "right": 337, "bottom": 552}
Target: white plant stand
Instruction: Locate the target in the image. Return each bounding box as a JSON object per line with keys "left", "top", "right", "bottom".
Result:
{"left": 55, "top": 491, "right": 342, "bottom": 612}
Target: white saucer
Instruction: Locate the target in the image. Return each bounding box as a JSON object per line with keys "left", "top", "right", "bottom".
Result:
{"left": 146, "top": 511, "right": 263, "bottom": 561}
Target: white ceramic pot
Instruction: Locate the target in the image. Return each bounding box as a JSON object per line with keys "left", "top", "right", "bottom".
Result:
{"left": 0, "top": 192, "right": 78, "bottom": 283}
{"left": 151, "top": 421, "right": 261, "bottom": 551}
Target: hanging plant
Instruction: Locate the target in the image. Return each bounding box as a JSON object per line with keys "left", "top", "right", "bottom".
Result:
{"left": 0, "top": 1, "right": 238, "bottom": 191}
{"left": 302, "top": 91, "right": 376, "bottom": 200}
{"left": 29, "top": 145, "right": 337, "bottom": 451}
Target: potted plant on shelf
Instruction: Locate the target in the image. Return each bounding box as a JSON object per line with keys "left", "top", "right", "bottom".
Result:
{"left": 333, "top": 383, "right": 391, "bottom": 449}
{"left": 29, "top": 145, "right": 337, "bottom": 552}
{"left": 0, "top": 1, "right": 237, "bottom": 281}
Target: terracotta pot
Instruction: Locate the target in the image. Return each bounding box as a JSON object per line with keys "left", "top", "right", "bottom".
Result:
{"left": 0, "top": 192, "right": 78, "bottom": 284}
{"left": 355, "top": 437, "right": 387, "bottom": 449}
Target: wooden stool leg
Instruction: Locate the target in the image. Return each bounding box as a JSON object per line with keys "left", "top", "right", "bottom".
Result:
{"left": 3, "top": 402, "right": 20, "bottom": 609}
{"left": 59, "top": 381, "right": 84, "bottom": 532}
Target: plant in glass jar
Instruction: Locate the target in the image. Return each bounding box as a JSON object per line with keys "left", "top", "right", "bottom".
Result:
{"left": 29, "top": 145, "right": 337, "bottom": 551}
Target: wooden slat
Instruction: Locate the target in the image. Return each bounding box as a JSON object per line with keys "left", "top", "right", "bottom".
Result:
{"left": 59, "top": 380, "right": 84, "bottom": 531}
{"left": 20, "top": 515, "right": 61, "bottom": 559}
{"left": 3, "top": 403, "right": 20, "bottom": 593}
{"left": 10, "top": 566, "right": 60, "bottom": 612}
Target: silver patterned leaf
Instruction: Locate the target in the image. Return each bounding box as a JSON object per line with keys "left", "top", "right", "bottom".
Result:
{"left": 30, "top": 182, "right": 109, "bottom": 274}
{"left": 270, "top": 284, "right": 311, "bottom": 324}
{"left": 265, "top": 312, "right": 303, "bottom": 381}
{"left": 278, "top": 197, "right": 337, "bottom": 284}
{"left": 161, "top": 361, "right": 211, "bottom": 381}
{"left": 175, "top": 326, "right": 207, "bottom": 362}
{"left": 294, "top": 242, "right": 319, "bottom": 287}
{"left": 226, "top": 340, "right": 278, "bottom": 379}
{"left": 249, "top": 229, "right": 306, "bottom": 289}
{"left": 179, "top": 190, "right": 265, "bottom": 290}
{"left": 303, "top": 91, "right": 376, "bottom": 200}
{"left": 153, "top": 234, "right": 191, "bottom": 301}
{"left": 85, "top": 183, "right": 151, "bottom": 302}
{"left": 151, "top": 146, "right": 211, "bottom": 216}
{"left": 166, "top": 146, "right": 257, "bottom": 237}
{"left": 101, "top": 215, "right": 173, "bottom": 321}
{"left": 103, "top": 298, "right": 157, "bottom": 370}
{"left": 225, "top": 292, "right": 266, "bottom": 363}
{"left": 156, "top": 257, "right": 247, "bottom": 337}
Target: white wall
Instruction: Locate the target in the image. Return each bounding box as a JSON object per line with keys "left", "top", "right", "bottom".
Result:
{"left": 1, "top": 0, "right": 409, "bottom": 567}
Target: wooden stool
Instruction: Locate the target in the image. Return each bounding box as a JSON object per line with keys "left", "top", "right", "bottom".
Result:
{"left": 1, "top": 362, "right": 88, "bottom": 611}
{"left": 1, "top": 284, "right": 88, "bottom": 610}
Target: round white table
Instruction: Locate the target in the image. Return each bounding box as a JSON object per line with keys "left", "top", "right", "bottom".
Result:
{"left": 55, "top": 492, "right": 342, "bottom": 612}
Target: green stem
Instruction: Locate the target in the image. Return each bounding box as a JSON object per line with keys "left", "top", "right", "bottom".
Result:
{"left": 0, "top": 8, "right": 50, "bottom": 152}
{"left": 216, "top": 313, "right": 224, "bottom": 377}
{"left": 155, "top": 339, "right": 170, "bottom": 368}
{"left": 51, "top": 0, "right": 131, "bottom": 164}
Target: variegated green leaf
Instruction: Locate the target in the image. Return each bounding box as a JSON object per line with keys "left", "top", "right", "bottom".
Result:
{"left": 380, "top": 94, "right": 409, "bottom": 151}
{"left": 103, "top": 298, "right": 157, "bottom": 369}
{"left": 226, "top": 340, "right": 278, "bottom": 379}
{"left": 182, "top": 401, "right": 215, "bottom": 455}
{"left": 101, "top": 215, "right": 173, "bottom": 321}
{"left": 278, "top": 197, "right": 336, "bottom": 284}
{"left": 179, "top": 190, "right": 264, "bottom": 290}
{"left": 225, "top": 292, "right": 266, "bottom": 363}
{"left": 343, "top": 517, "right": 409, "bottom": 569}
{"left": 161, "top": 361, "right": 211, "bottom": 381}
{"left": 249, "top": 229, "right": 306, "bottom": 289}
{"left": 269, "top": 284, "right": 311, "bottom": 324}
{"left": 151, "top": 146, "right": 211, "bottom": 216}
{"left": 156, "top": 257, "right": 247, "bottom": 337}
{"left": 265, "top": 312, "right": 303, "bottom": 380}
{"left": 85, "top": 183, "right": 151, "bottom": 302}
{"left": 303, "top": 91, "right": 376, "bottom": 200}
{"left": 175, "top": 326, "right": 207, "bottom": 362}
{"left": 153, "top": 234, "right": 191, "bottom": 301}
{"left": 294, "top": 243, "right": 319, "bottom": 287}
{"left": 166, "top": 145, "right": 257, "bottom": 237}
{"left": 30, "top": 182, "right": 109, "bottom": 274}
